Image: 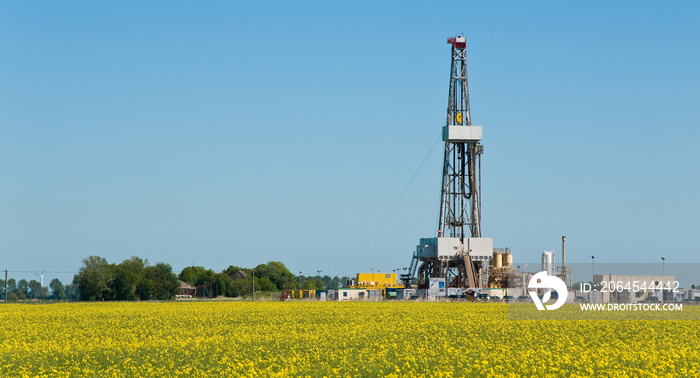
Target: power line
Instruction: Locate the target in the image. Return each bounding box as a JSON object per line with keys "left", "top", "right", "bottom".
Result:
{"left": 4, "top": 270, "right": 78, "bottom": 274}
{"left": 341, "top": 134, "right": 441, "bottom": 277}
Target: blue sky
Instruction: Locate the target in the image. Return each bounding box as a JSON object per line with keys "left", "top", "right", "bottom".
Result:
{"left": 2, "top": 2, "right": 699, "bottom": 284}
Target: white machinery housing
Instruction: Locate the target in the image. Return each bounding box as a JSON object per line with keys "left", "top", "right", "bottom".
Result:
{"left": 416, "top": 237, "right": 493, "bottom": 261}
{"left": 442, "top": 125, "right": 483, "bottom": 141}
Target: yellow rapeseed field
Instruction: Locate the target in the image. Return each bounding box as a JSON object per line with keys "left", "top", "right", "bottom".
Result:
{"left": 1, "top": 301, "right": 698, "bottom": 377}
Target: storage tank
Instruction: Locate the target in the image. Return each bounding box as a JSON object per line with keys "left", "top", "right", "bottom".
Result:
{"left": 494, "top": 252, "right": 503, "bottom": 268}
{"left": 542, "top": 251, "right": 555, "bottom": 275}
{"left": 505, "top": 252, "right": 513, "bottom": 267}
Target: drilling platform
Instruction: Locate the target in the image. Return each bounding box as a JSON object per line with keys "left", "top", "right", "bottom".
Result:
{"left": 401, "top": 36, "right": 493, "bottom": 290}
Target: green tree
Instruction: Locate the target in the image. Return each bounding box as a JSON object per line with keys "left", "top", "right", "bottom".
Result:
{"left": 331, "top": 276, "right": 343, "bottom": 290}
{"left": 120, "top": 256, "right": 148, "bottom": 273}
{"left": 112, "top": 267, "right": 140, "bottom": 300}
{"left": 178, "top": 266, "right": 199, "bottom": 285}
{"left": 74, "top": 256, "right": 113, "bottom": 301}
{"left": 6, "top": 278, "right": 16, "bottom": 293}
{"left": 321, "top": 275, "right": 332, "bottom": 290}
{"left": 136, "top": 278, "right": 155, "bottom": 300}
{"left": 141, "top": 263, "right": 178, "bottom": 300}
{"left": 302, "top": 277, "right": 324, "bottom": 290}
{"left": 38, "top": 287, "right": 49, "bottom": 299}
{"left": 63, "top": 284, "right": 78, "bottom": 300}
{"left": 29, "top": 280, "right": 42, "bottom": 299}
{"left": 256, "top": 276, "right": 277, "bottom": 292}
{"left": 50, "top": 278, "right": 66, "bottom": 300}
{"left": 210, "top": 272, "right": 234, "bottom": 298}
{"left": 112, "top": 257, "right": 148, "bottom": 300}
{"left": 254, "top": 261, "right": 298, "bottom": 291}
{"left": 195, "top": 268, "right": 215, "bottom": 287}
{"left": 178, "top": 266, "right": 214, "bottom": 288}
{"left": 231, "top": 276, "right": 252, "bottom": 297}
{"left": 17, "top": 279, "right": 29, "bottom": 297}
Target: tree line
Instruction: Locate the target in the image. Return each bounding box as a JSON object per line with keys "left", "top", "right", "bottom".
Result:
{"left": 176, "top": 262, "right": 350, "bottom": 297}
{"left": 0, "top": 277, "right": 77, "bottom": 301}
{"left": 0, "top": 255, "right": 351, "bottom": 301}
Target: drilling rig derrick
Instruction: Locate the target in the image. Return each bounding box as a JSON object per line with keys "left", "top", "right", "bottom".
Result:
{"left": 402, "top": 36, "right": 492, "bottom": 290}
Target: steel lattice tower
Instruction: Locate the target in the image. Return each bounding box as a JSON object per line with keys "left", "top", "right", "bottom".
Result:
{"left": 402, "top": 36, "right": 491, "bottom": 290}
{"left": 438, "top": 36, "right": 482, "bottom": 239}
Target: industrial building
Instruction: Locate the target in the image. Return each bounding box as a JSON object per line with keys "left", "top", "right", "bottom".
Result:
{"left": 333, "top": 288, "right": 381, "bottom": 301}
{"left": 344, "top": 273, "right": 403, "bottom": 300}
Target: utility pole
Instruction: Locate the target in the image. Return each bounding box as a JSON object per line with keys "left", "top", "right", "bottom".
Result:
{"left": 4, "top": 270, "right": 7, "bottom": 304}
{"left": 252, "top": 267, "right": 255, "bottom": 302}
{"left": 661, "top": 257, "right": 665, "bottom": 276}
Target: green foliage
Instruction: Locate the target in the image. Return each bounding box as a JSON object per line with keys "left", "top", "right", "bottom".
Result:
{"left": 136, "top": 279, "right": 155, "bottom": 300}
{"left": 231, "top": 276, "right": 252, "bottom": 297}
{"left": 18, "top": 279, "right": 29, "bottom": 297}
{"left": 120, "top": 256, "right": 148, "bottom": 274}
{"left": 321, "top": 275, "right": 332, "bottom": 290}
{"left": 50, "top": 278, "right": 66, "bottom": 300}
{"left": 253, "top": 261, "right": 298, "bottom": 291}
{"left": 74, "top": 256, "right": 112, "bottom": 301}
{"left": 257, "top": 276, "right": 277, "bottom": 292}
{"left": 134, "top": 263, "right": 178, "bottom": 300}
{"left": 331, "top": 276, "right": 345, "bottom": 290}
{"left": 112, "top": 256, "right": 151, "bottom": 300}
{"left": 0, "top": 275, "right": 66, "bottom": 301}
{"left": 302, "top": 278, "right": 324, "bottom": 290}
{"left": 63, "top": 284, "right": 78, "bottom": 300}
{"left": 178, "top": 266, "right": 215, "bottom": 287}
{"left": 112, "top": 266, "right": 139, "bottom": 300}
{"left": 178, "top": 266, "right": 199, "bottom": 286}
{"left": 63, "top": 258, "right": 310, "bottom": 301}
{"left": 6, "top": 278, "right": 16, "bottom": 292}
{"left": 28, "top": 280, "right": 43, "bottom": 299}
{"left": 211, "top": 272, "right": 234, "bottom": 298}
{"left": 72, "top": 256, "right": 178, "bottom": 301}
{"left": 298, "top": 275, "right": 344, "bottom": 290}
{"left": 143, "top": 263, "right": 179, "bottom": 300}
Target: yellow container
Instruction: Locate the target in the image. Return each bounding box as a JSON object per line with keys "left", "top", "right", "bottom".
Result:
{"left": 356, "top": 273, "right": 398, "bottom": 287}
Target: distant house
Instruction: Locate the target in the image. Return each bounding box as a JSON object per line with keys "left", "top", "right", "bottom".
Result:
{"left": 178, "top": 281, "right": 196, "bottom": 298}
{"left": 231, "top": 270, "right": 248, "bottom": 281}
